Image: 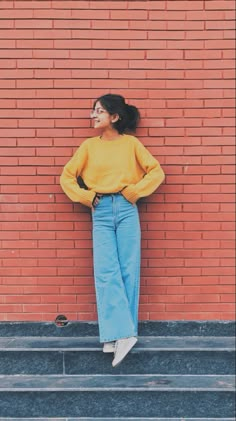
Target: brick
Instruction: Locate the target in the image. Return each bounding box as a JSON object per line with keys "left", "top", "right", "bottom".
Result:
{"left": 202, "top": 248, "right": 235, "bottom": 258}
{"left": 0, "top": 1, "right": 14, "bottom": 8}
{"left": 185, "top": 50, "right": 221, "bottom": 60}
{"left": 149, "top": 10, "right": 186, "bottom": 20}
{"left": 0, "top": 40, "right": 15, "bottom": 49}
{"left": 0, "top": 305, "right": 23, "bottom": 313}
{"left": 53, "top": 1, "right": 89, "bottom": 8}
{"left": 5, "top": 313, "right": 43, "bottom": 321}
{"left": 5, "top": 295, "right": 41, "bottom": 304}
{"left": 203, "top": 175, "right": 235, "bottom": 184}
{"left": 205, "top": 117, "right": 235, "bottom": 128}
{"left": 220, "top": 294, "right": 235, "bottom": 302}
{"left": 186, "top": 10, "right": 225, "bottom": 20}
{"left": 203, "top": 137, "right": 235, "bottom": 147}
{"left": 129, "top": 1, "right": 162, "bottom": 10}
{"left": 17, "top": 59, "right": 54, "bottom": 69}
{"left": 15, "top": 1, "right": 51, "bottom": 8}
{"left": 182, "top": 276, "right": 219, "bottom": 286}
{"left": 166, "top": 303, "right": 235, "bottom": 312}
{"left": 205, "top": 39, "right": 235, "bottom": 49}
{"left": 186, "top": 30, "right": 224, "bottom": 40}
{"left": 16, "top": 39, "right": 54, "bottom": 49}
{"left": 203, "top": 231, "right": 235, "bottom": 240}
{"left": 185, "top": 294, "right": 220, "bottom": 303}
{"left": 34, "top": 69, "right": 72, "bottom": 79}
{"left": 219, "top": 276, "right": 235, "bottom": 285}
{"left": 207, "top": 21, "right": 235, "bottom": 30}
{"left": 183, "top": 185, "right": 220, "bottom": 194}
{"left": 205, "top": 1, "right": 235, "bottom": 10}
{"left": 15, "top": 19, "right": 53, "bottom": 29}
{"left": 202, "top": 267, "right": 235, "bottom": 277}
{"left": 0, "top": 29, "right": 34, "bottom": 39}
{"left": 205, "top": 60, "right": 235, "bottom": 70}
{"left": 23, "top": 304, "right": 58, "bottom": 313}
{"left": 166, "top": 231, "right": 201, "bottom": 241}
{"left": 167, "top": 1, "right": 204, "bottom": 10}
{"left": 17, "top": 99, "right": 53, "bottom": 109}
{"left": 91, "top": 60, "right": 128, "bottom": 69}
{"left": 33, "top": 29, "right": 71, "bottom": 39}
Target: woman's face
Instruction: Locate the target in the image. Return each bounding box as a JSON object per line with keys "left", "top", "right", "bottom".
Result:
{"left": 90, "top": 101, "right": 119, "bottom": 130}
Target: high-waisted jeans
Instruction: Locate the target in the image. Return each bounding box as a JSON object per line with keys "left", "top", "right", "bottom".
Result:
{"left": 92, "top": 193, "right": 141, "bottom": 343}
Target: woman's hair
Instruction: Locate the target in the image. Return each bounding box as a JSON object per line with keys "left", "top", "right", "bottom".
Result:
{"left": 93, "top": 94, "right": 140, "bottom": 134}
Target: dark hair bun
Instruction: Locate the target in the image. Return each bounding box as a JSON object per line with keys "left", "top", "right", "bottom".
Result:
{"left": 125, "top": 104, "right": 140, "bottom": 132}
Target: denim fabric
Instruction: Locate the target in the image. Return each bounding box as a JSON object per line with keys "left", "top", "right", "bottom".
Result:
{"left": 92, "top": 193, "right": 141, "bottom": 343}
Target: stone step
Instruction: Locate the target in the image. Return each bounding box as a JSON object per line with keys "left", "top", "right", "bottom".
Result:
{"left": 1, "top": 373, "right": 234, "bottom": 391}
{"left": 0, "top": 418, "right": 235, "bottom": 421}
{"left": 0, "top": 321, "right": 234, "bottom": 337}
{"left": 1, "top": 373, "right": 235, "bottom": 391}
{"left": 1, "top": 336, "right": 234, "bottom": 351}
{"left": 0, "top": 374, "right": 234, "bottom": 418}
{"left": 0, "top": 336, "right": 234, "bottom": 375}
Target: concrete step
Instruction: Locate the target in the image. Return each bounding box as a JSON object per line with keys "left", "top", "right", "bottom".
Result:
{"left": 0, "top": 418, "right": 235, "bottom": 421}
{"left": 0, "top": 374, "right": 234, "bottom": 418}
{"left": 0, "top": 419, "right": 235, "bottom": 421}
{"left": 0, "top": 336, "right": 234, "bottom": 375}
{"left": 0, "top": 321, "right": 234, "bottom": 337}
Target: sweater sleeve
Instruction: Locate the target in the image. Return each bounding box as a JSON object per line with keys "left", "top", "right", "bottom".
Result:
{"left": 122, "top": 140, "right": 165, "bottom": 204}
{"left": 60, "top": 141, "right": 96, "bottom": 208}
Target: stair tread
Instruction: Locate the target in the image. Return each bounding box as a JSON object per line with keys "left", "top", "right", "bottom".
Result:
{"left": 0, "top": 336, "right": 235, "bottom": 351}
{"left": 0, "top": 374, "right": 234, "bottom": 391}
{"left": 0, "top": 418, "right": 235, "bottom": 421}
{"left": 0, "top": 419, "right": 235, "bottom": 421}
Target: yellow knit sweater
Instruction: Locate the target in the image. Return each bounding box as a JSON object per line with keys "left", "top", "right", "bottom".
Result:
{"left": 60, "top": 134, "right": 165, "bottom": 208}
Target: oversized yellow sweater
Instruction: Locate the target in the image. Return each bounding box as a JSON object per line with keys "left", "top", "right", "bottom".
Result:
{"left": 60, "top": 134, "right": 165, "bottom": 208}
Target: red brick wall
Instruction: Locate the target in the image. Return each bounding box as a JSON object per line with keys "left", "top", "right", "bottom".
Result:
{"left": 0, "top": 1, "right": 235, "bottom": 322}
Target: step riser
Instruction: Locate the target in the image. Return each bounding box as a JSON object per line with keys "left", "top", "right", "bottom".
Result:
{"left": 0, "top": 391, "right": 234, "bottom": 418}
{"left": 0, "top": 419, "right": 235, "bottom": 421}
{"left": 0, "top": 350, "right": 234, "bottom": 375}
{"left": 0, "top": 321, "right": 235, "bottom": 337}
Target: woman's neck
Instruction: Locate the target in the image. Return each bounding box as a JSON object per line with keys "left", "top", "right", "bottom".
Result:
{"left": 100, "top": 128, "right": 121, "bottom": 141}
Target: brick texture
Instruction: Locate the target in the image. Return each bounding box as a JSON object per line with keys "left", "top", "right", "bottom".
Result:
{"left": 0, "top": 0, "right": 235, "bottom": 322}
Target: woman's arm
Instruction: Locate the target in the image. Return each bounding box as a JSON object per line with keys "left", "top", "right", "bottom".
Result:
{"left": 122, "top": 140, "right": 165, "bottom": 204}
{"left": 60, "top": 142, "right": 96, "bottom": 208}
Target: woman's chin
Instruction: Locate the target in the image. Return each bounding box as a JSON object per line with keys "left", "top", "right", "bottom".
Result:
{"left": 94, "top": 122, "right": 103, "bottom": 129}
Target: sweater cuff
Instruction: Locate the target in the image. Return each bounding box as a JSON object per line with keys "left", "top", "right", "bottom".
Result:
{"left": 80, "top": 190, "right": 96, "bottom": 208}
{"left": 121, "top": 185, "right": 139, "bottom": 204}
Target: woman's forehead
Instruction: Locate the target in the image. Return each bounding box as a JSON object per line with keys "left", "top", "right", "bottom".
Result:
{"left": 94, "top": 101, "right": 102, "bottom": 109}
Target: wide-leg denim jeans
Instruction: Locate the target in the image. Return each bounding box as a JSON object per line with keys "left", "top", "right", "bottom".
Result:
{"left": 92, "top": 193, "right": 141, "bottom": 343}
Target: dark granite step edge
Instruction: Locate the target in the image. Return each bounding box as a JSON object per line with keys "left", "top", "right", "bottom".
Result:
{"left": 0, "top": 321, "right": 235, "bottom": 337}
{"left": 0, "top": 374, "right": 234, "bottom": 392}
{"left": 0, "top": 418, "right": 235, "bottom": 421}
{"left": 0, "top": 336, "right": 235, "bottom": 351}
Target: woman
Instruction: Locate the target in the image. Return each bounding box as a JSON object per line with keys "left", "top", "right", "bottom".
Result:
{"left": 60, "top": 94, "right": 165, "bottom": 367}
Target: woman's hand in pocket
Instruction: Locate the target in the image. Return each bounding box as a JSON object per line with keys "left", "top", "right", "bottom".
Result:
{"left": 92, "top": 194, "right": 102, "bottom": 210}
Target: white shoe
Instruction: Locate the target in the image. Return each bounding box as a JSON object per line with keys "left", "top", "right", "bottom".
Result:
{"left": 112, "top": 336, "right": 137, "bottom": 367}
{"left": 103, "top": 341, "right": 116, "bottom": 353}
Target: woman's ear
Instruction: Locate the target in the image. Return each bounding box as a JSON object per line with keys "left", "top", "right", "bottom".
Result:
{"left": 111, "top": 114, "right": 120, "bottom": 123}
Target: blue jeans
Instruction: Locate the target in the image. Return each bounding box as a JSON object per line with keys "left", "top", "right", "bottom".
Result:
{"left": 92, "top": 193, "right": 141, "bottom": 343}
